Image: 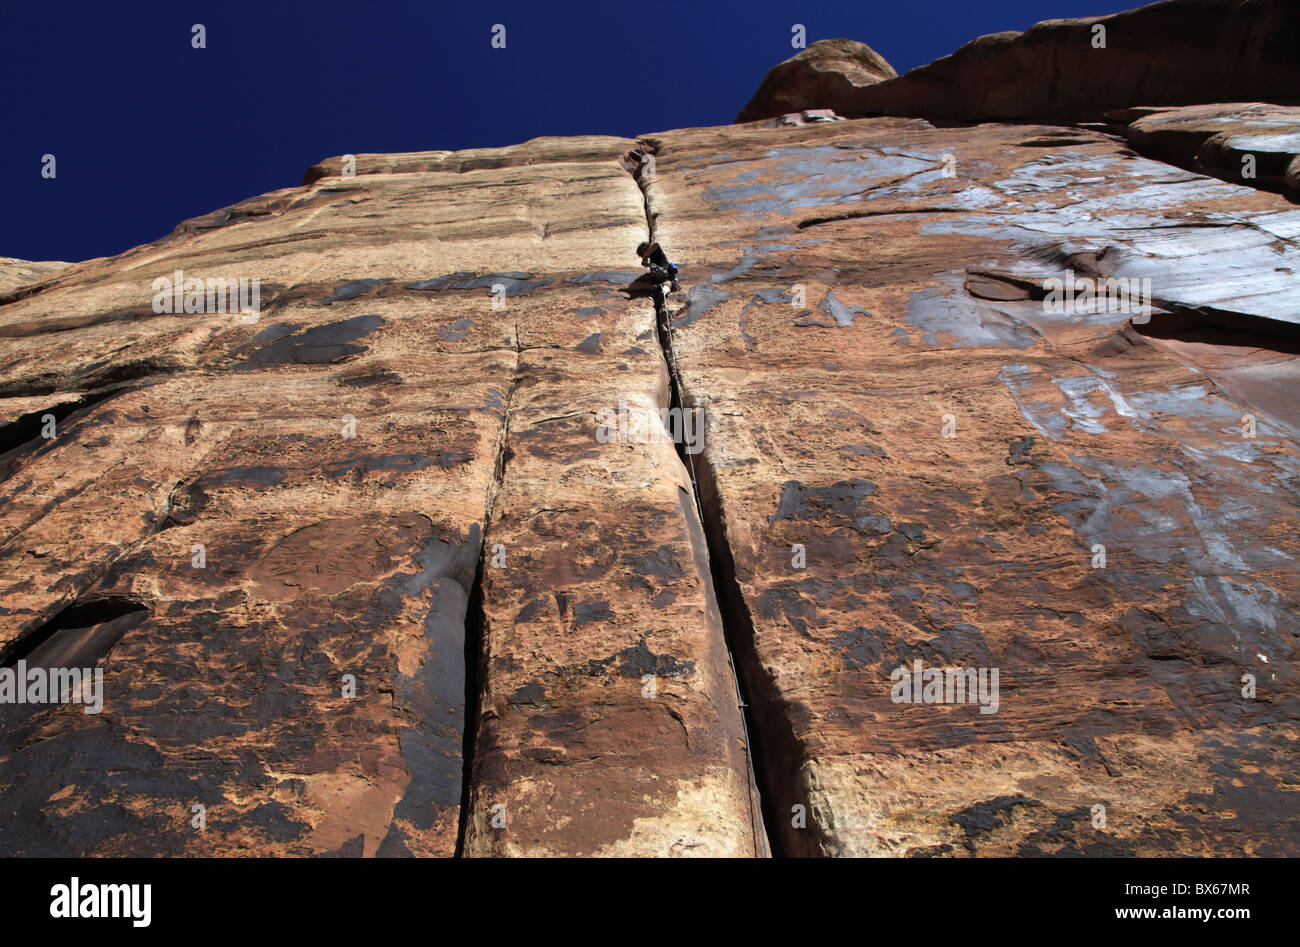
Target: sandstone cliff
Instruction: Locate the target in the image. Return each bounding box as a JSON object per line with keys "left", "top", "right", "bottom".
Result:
{"left": 0, "top": 258, "right": 69, "bottom": 298}
{"left": 1, "top": 0, "right": 1297, "bottom": 857}
{"left": 739, "top": 0, "right": 1300, "bottom": 125}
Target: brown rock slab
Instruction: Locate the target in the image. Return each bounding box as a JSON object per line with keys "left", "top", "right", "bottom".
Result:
{"left": 641, "top": 113, "right": 1300, "bottom": 855}
{"left": 0, "top": 258, "right": 69, "bottom": 299}
{"left": 738, "top": 0, "right": 1300, "bottom": 126}
{"left": 1125, "top": 102, "right": 1300, "bottom": 196}
{"left": 462, "top": 337, "right": 760, "bottom": 856}
{"left": 0, "top": 131, "right": 764, "bottom": 857}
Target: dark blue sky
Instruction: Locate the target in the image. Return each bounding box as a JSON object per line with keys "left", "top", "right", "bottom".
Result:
{"left": 3, "top": 1, "right": 1139, "bottom": 263}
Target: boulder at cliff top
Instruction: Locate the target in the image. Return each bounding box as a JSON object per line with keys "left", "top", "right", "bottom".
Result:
{"left": 737, "top": 0, "right": 1300, "bottom": 125}
{"left": 736, "top": 39, "right": 897, "bottom": 124}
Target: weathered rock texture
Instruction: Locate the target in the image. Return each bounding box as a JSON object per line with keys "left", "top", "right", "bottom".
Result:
{"left": 2, "top": 0, "right": 1298, "bottom": 858}
{"left": 0, "top": 135, "right": 759, "bottom": 856}
{"left": 0, "top": 258, "right": 69, "bottom": 298}
{"left": 736, "top": 39, "right": 897, "bottom": 124}
{"left": 643, "top": 115, "right": 1299, "bottom": 856}
{"left": 737, "top": 0, "right": 1300, "bottom": 124}
{"left": 1122, "top": 103, "right": 1300, "bottom": 197}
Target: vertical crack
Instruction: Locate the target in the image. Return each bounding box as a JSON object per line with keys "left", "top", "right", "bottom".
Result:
{"left": 688, "top": 444, "right": 829, "bottom": 858}
{"left": 454, "top": 533, "right": 487, "bottom": 857}
{"left": 626, "top": 144, "right": 779, "bottom": 858}
{"left": 454, "top": 343, "right": 519, "bottom": 856}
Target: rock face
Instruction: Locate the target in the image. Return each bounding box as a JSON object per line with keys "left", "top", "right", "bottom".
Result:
{"left": 736, "top": 39, "right": 897, "bottom": 124}
{"left": 0, "top": 258, "right": 69, "bottom": 298}
{"left": 0, "top": 135, "right": 759, "bottom": 856}
{"left": 642, "top": 116, "right": 1300, "bottom": 855}
{"left": 1122, "top": 102, "right": 1300, "bottom": 197}
{"left": 739, "top": 0, "right": 1300, "bottom": 125}
{"left": 2, "top": 0, "right": 1299, "bottom": 858}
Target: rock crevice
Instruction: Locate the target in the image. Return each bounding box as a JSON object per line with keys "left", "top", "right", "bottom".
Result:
{"left": 3, "top": 0, "right": 1300, "bottom": 857}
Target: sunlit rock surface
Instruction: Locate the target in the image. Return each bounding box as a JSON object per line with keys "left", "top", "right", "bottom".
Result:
{"left": 0, "top": 136, "right": 758, "bottom": 856}
{"left": 742, "top": 0, "right": 1300, "bottom": 125}
{"left": 737, "top": 39, "right": 897, "bottom": 124}
{"left": 1121, "top": 102, "right": 1300, "bottom": 197}
{"left": 0, "top": 258, "right": 69, "bottom": 298}
{"left": 2, "top": 0, "right": 1298, "bottom": 858}
{"left": 643, "top": 115, "right": 1299, "bottom": 855}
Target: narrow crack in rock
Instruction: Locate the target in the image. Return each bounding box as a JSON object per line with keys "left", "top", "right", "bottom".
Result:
{"left": 629, "top": 146, "right": 776, "bottom": 858}
{"left": 455, "top": 341, "right": 519, "bottom": 856}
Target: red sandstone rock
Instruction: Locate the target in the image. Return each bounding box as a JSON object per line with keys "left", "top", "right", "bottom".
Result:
{"left": 738, "top": 0, "right": 1300, "bottom": 125}
{"left": 736, "top": 39, "right": 896, "bottom": 124}
{"left": 3, "top": 1, "right": 1299, "bottom": 860}
{"left": 0, "top": 136, "right": 759, "bottom": 856}
{"left": 0, "top": 258, "right": 68, "bottom": 299}
{"left": 1122, "top": 102, "right": 1300, "bottom": 196}
{"left": 644, "top": 115, "right": 1300, "bottom": 855}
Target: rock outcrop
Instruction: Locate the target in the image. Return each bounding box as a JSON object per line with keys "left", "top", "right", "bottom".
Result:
{"left": 2, "top": 0, "right": 1298, "bottom": 858}
{"left": 738, "top": 0, "right": 1300, "bottom": 125}
{"left": 0, "top": 258, "right": 69, "bottom": 298}
{"left": 1122, "top": 102, "right": 1300, "bottom": 197}
{"left": 736, "top": 39, "right": 897, "bottom": 124}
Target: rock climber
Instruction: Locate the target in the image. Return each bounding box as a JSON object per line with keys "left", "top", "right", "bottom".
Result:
{"left": 637, "top": 241, "right": 681, "bottom": 294}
